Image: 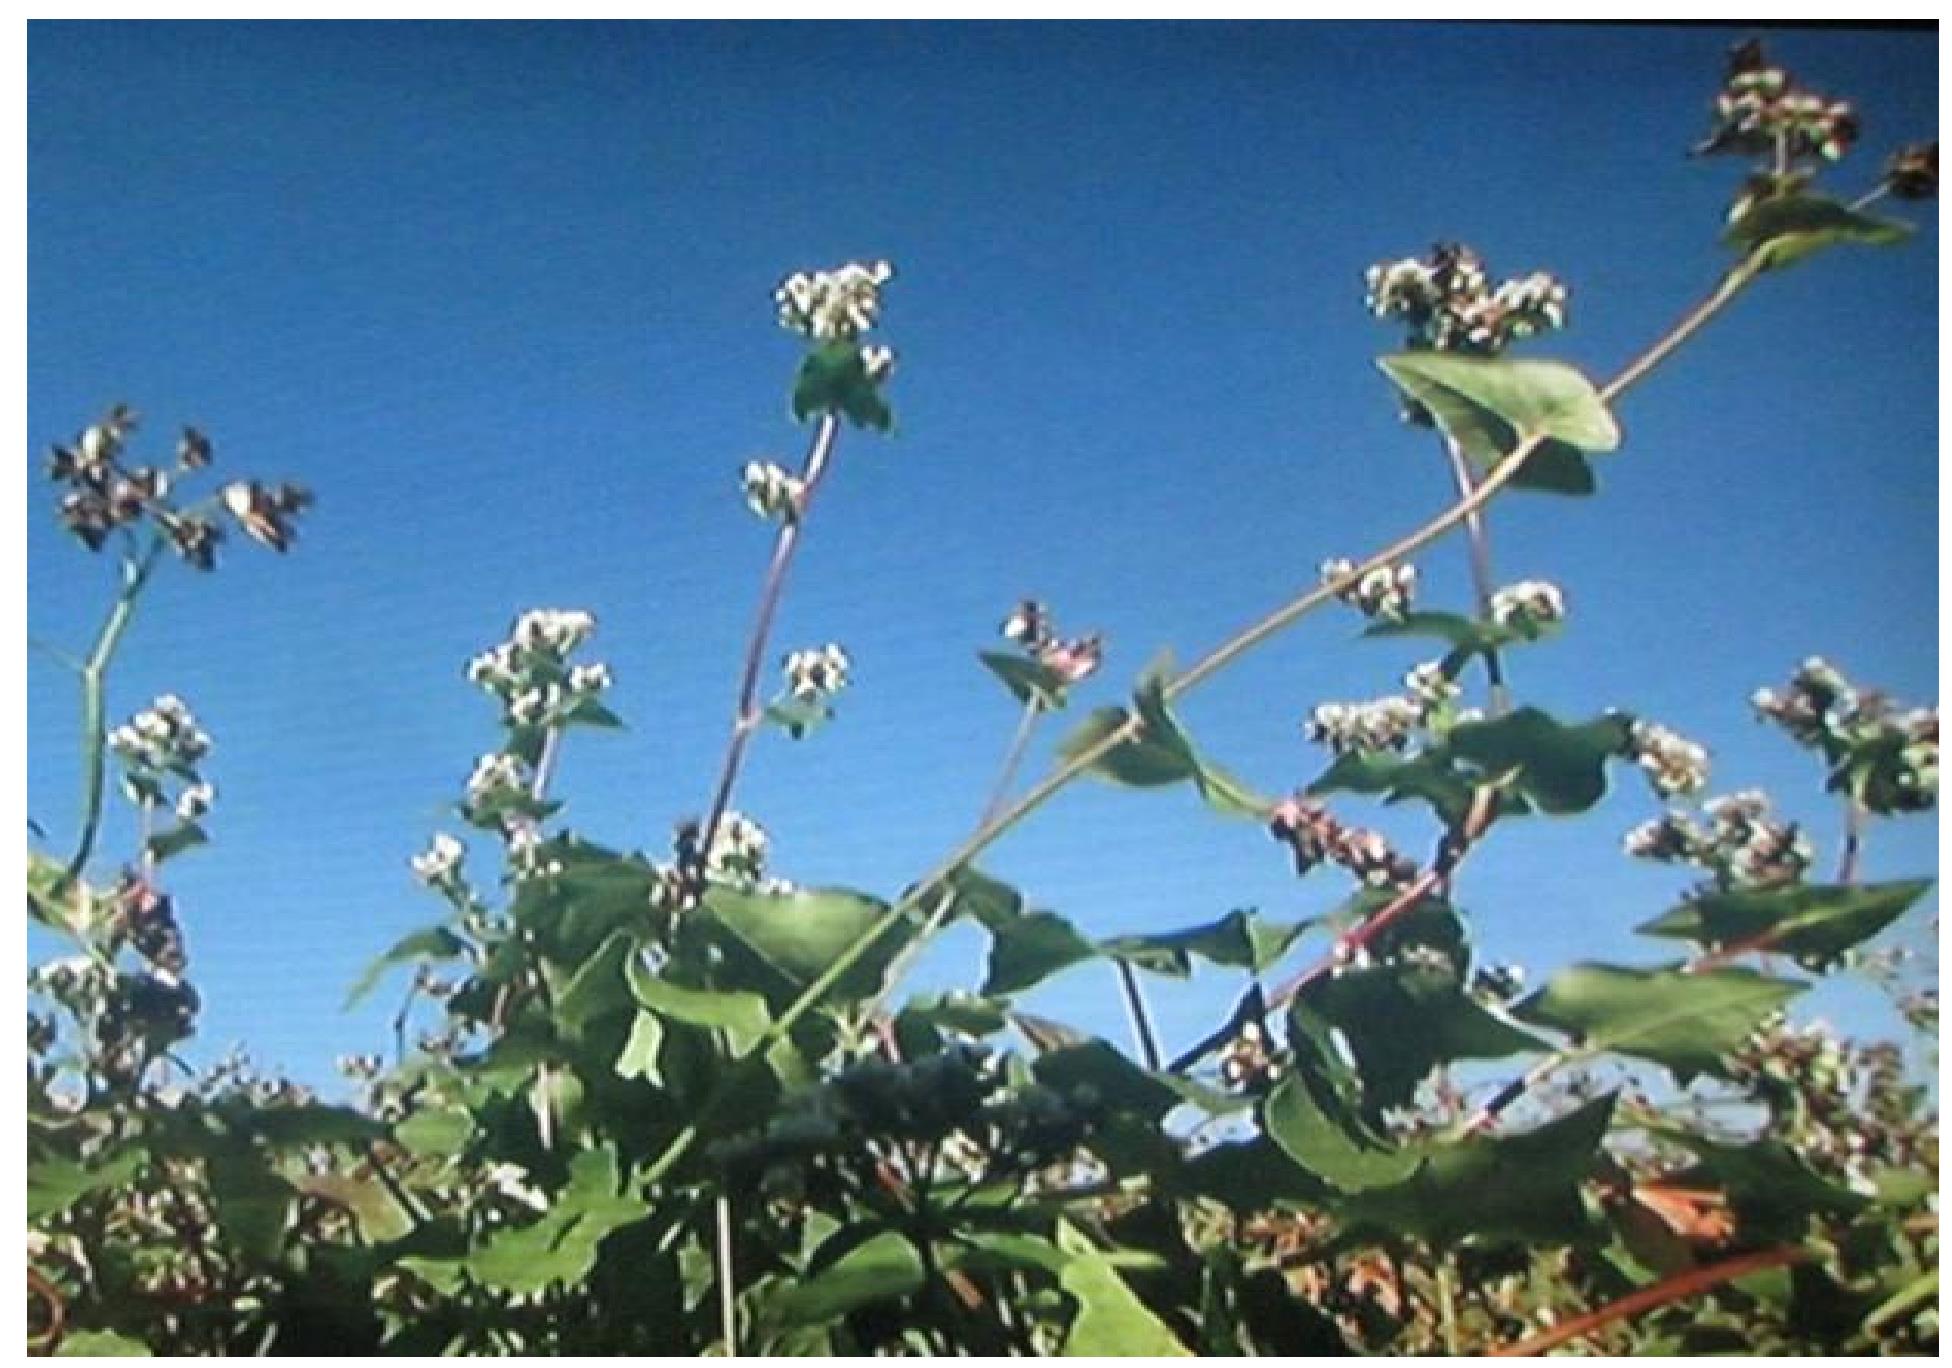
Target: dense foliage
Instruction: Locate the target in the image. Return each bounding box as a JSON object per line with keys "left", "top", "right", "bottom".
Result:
{"left": 27, "top": 43, "right": 1939, "bottom": 1356}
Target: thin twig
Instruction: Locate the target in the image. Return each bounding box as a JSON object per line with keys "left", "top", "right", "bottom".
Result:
{"left": 1486, "top": 1245, "right": 1810, "bottom": 1356}
{"left": 1113, "top": 960, "right": 1163, "bottom": 1070}
{"left": 1440, "top": 433, "right": 1510, "bottom": 716}
{"left": 692, "top": 413, "right": 843, "bottom": 887}
{"left": 639, "top": 257, "right": 1766, "bottom": 1190}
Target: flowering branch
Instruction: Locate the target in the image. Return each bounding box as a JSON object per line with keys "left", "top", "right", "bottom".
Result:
{"left": 690, "top": 415, "right": 843, "bottom": 895}
{"left": 641, "top": 252, "right": 1769, "bottom": 1191}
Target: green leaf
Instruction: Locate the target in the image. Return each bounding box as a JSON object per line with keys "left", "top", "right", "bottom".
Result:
{"left": 626, "top": 955, "right": 771, "bottom": 1053}
{"left": 1379, "top": 352, "right": 1621, "bottom": 455}
{"left": 1101, "top": 908, "right": 1310, "bottom": 978}
{"left": 763, "top": 695, "right": 833, "bottom": 740}
{"left": 1724, "top": 191, "right": 1914, "bottom": 273}
{"left": 555, "top": 930, "right": 637, "bottom": 1037}
{"left": 1033, "top": 1040, "right": 1181, "bottom": 1122}
{"left": 205, "top": 1141, "right": 295, "bottom": 1264}
{"left": 394, "top": 1107, "right": 473, "bottom": 1159}
{"left": 291, "top": 1171, "right": 414, "bottom": 1243}
{"left": 511, "top": 838, "right": 669, "bottom": 962}
{"left": 1299, "top": 962, "right": 1546, "bottom": 1113}
{"left": 1307, "top": 748, "right": 1482, "bottom": 825}
{"left": 1340, "top": 1094, "right": 1616, "bottom": 1246}
{"left": 791, "top": 342, "right": 893, "bottom": 431}
{"left": 1265, "top": 1072, "right": 1420, "bottom": 1191}
{"left": 56, "top": 1330, "right": 152, "bottom": 1356}
{"left": 1060, "top": 707, "right": 1198, "bottom": 787}
{"left": 437, "top": 1145, "right": 648, "bottom": 1297}
{"left": 613, "top": 1010, "right": 664, "bottom": 1082}
{"left": 144, "top": 819, "right": 207, "bottom": 864}
{"left": 29, "top": 1147, "right": 143, "bottom": 1221}
{"left": 1515, "top": 964, "right": 1803, "bottom": 1081}
{"left": 1445, "top": 707, "right": 1633, "bottom": 814}
{"left": 562, "top": 695, "right": 624, "bottom": 729}
{"left": 27, "top": 852, "right": 92, "bottom": 934}
{"left": 1637, "top": 879, "right": 1930, "bottom": 970}
{"left": 1056, "top": 1220, "right": 1193, "bottom": 1356}
{"left": 929, "top": 864, "right": 1024, "bottom": 930}
{"left": 984, "top": 910, "right": 1102, "bottom": 995}
{"left": 1181, "top": 1136, "right": 1327, "bottom": 1210}
{"left": 239, "top": 1103, "right": 386, "bottom": 1150}
{"left": 1059, "top": 655, "right": 1272, "bottom": 817}
{"left": 700, "top": 884, "right": 910, "bottom": 1001}
{"left": 979, "top": 650, "right": 1070, "bottom": 710}
{"left": 771, "top": 1229, "right": 923, "bottom": 1327}
{"left": 345, "top": 925, "right": 470, "bottom": 1009}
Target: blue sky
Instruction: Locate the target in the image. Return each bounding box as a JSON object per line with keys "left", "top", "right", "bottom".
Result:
{"left": 28, "top": 22, "right": 1938, "bottom": 1089}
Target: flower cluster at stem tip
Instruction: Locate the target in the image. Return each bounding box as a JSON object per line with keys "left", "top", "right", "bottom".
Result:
{"left": 1752, "top": 656, "right": 1937, "bottom": 815}
{"left": 1268, "top": 795, "right": 1420, "bottom": 890}
{"left": 108, "top": 695, "right": 217, "bottom": 822}
{"left": 1627, "top": 720, "right": 1713, "bottom": 801}
{"left": 741, "top": 460, "right": 806, "bottom": 524}
{"left": 1363, "top": 242, "right": 1569, "bottom": 356}
{"left": 466, "top": 608, "right": 611, "bottom": 731}
{"left": 774, "top": 259, "right": 895, "bottom": 343}
{"left": 1694, "top": 39, "right": 1859, "bottom": 165}
{"left": 1000, "top": 598, "right": 1105, "bottom": 687}
{"left": 1625, "top": 788, "right": 1814, "bottom": 891}
{"left": 782, "top": 644, "right": 850, "bottom": 704}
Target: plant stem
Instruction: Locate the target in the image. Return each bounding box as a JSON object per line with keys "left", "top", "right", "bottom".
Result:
{"left": 981, "top": 697, "right": 1043, "bottom": 829}
{"left": 1486, "top": 1245, "right": 1810, "bottom": 1357}
{"left": 1440, "top": 434, "right": 1510, "bottom": 716}
{"left": 1838, "top": 795, "right": 1865, "bottom": 884}
{"left": 715, "top": 1193, "right": 739, "bottom": 1356}
{"left": 692, "top": 413, "right": 843, "bottom": 886}
{"left": 1113, "top": 960, "right": 1164, "bottom": 1070}
{"left": 640, "top": 257, "right": 1766, "bottom": 1191}
{"left": 61, "top": 535, "right": 168, "bottom": 888}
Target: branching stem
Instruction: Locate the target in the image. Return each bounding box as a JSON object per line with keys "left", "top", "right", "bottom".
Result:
{"left": 640, "top": 255, "right": 1766, "bottom": 1191}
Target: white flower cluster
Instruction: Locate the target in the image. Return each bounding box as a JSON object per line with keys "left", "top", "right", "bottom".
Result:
{"left": 1218, "top": 1021, "right": 1284, "bottom": 1091}
{"left": 465, "top": 752, "right": 532, "bottom": 808}
{"left": 1698, "top": 43, "right": 1857, "bottom": 164}
{"left": 467, "top": 609, "right": 610, "bottom": 730}
{"left": 1624, "top": 788, "right": 1812, "bottom": 890}
{"left": 1403, "top": 660, "right": 1461, "bottom": 711}
{"left": 1304, "top": 696, "right": 1424, "bottom": 754}
{"left": 410, "top": 831, "right": 466, "bottom": 887}
{"left": 174, "top": 781, "right": 215, "bottom": 823}
{"left": 741, "top": 460, "right": 806, "bottom": 524}
{"left": 1489, "top": 579, "right": 1566, "bottom": 633}
{"left": 1364, "top": 243, "right": 1570, "bottom": 355}
{"left": 1753, "top": 658, "right": 1938, "bottom": 815}
{"left": 707, "top": 810, "right": 769, "bottom": 887}
{"left": 1629, "top": 720, "right": 1712, "bottom": 800}
{"left": 108, "top": 694, "right": 212, "bottom": 772}
{"left": 1320, "top": 557, "right": 1417, "bottom": 621}
{"left": 774, "top": 259, "right": 896, "bottom": 343}
{"left": 783, "top": 644, "right": 851, "bottom": 703}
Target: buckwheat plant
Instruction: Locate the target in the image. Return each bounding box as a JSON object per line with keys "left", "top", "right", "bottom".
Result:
{"left": 29, "top": 41, "right": 1942, "bottom": 1359}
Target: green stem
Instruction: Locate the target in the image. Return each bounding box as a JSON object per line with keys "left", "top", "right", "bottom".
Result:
{"left": 61, "top": 535, "right": 168, "bottom": 888}
{"left": 715, "top": 1193, "right": 739, "bottom": 1355}
{"left": 1838, "top": 795, "right": 1865, "bottom": 884}
{"left": 640, "top": 256, "right": 1766, "bottom": 1191}
{"left": 1436, "top": 1257, "right": 1463, "bottom": 1356}
{"left": 1440, "top": 434, "right": 1510, "bottom": 716}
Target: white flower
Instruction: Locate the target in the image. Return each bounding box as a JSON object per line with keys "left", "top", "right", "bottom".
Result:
{"left": 1304, "top": 697, "right": 1423, "bottom": 754}
{"left": 174, "top": 781, "right": 215, "bottom": 823}
{"left": 1321, "top": 556, "right": 1416, "bottom": 620}
{"left": 707, "top": 810, "right": 769, "bottom": 885}
{"left": 410, "top": 832, "right": 465, "bottom": 885}
{"left": 1404, "top": 660, "right": 1459, "bottom": 710}
{"left": 860, "top": 344, "right": 897, "bottom": 382}
{"left": 112, "top": 696, "right": 211, "bottom": 770}
{"left": 741, "top": 460, "right": 805, "bottom": 523}
{"left": 568, "top": 663, "right": 612, "bottom": 695}
{"left": 783, "top": 644, "right": 851, "bottom": 703}
{"left": 1629, "top": 720, "right": 1711, "bottom": 800}
{"left": 510, "top": 609, "right": 596, "bottom": 658}
{"left": 509, "top": 684, "right": 564, "bottom": 727}
{"left": 1489, "top": 579, "right": 1566, "bottom": 631}
{"left": 467, "top": 645, "right": 521, "bottom": 693}
{"left": 774, "top": 259, "right": 896, "bottom": 342}
{"left": 465, "top": 752, "right": 530, "bottom": 805}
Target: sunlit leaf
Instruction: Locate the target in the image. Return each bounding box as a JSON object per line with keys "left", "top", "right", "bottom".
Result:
{"left": 978, "top": 650, "right": 1070, "bottom": 710}
{"left": 1724, "top": 191, "right": 1913, "bottom": 273}
{"left": 1379, "top": 352, "right": 1621, "bottom": 455}
{"left": 1515, "top": 964, "right": 1803, "bottom": 1081}
{"left": 1637, "top": 880, "right": 1930, "bottom": 970}
{"left": 770, "top": 1229, "right": 922, "bottom": 1326}
{"left": 1445, "top": 707, "right": 1632, "bottom": 814}
{"left": 700, "top": 884, "right": 911, "bottom": 1002}
{"left": 1056, "top": 1220, "right": 1194, "bottom": 1356}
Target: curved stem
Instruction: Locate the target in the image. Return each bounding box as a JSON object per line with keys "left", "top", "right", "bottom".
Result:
{"left": 640, "top": 257, "right": 1767, "bottom": 1191}
{"left": 692, "top": 413, "right": 843, "bottom": 888}
{"left": 61, "top": 535, "right": 168, "bottom": 888}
